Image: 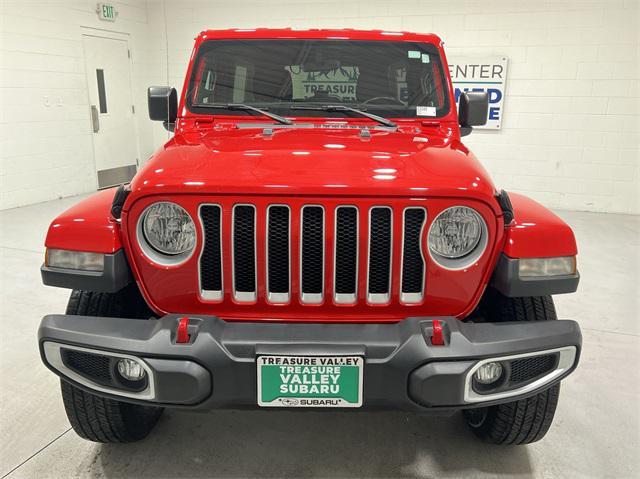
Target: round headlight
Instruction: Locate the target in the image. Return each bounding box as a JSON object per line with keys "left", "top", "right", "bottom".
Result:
{"left": 141, "top": 202, "right": 196, "bottom": 256}
{"left": 428, "top": 206, "right": 484, "bottom": 259}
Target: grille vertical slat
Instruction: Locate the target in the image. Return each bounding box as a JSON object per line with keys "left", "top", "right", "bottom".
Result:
{"left": 367, "top": 207, "right": 392, "bottom": 303}
{"left": 199, "top": 205, "right": 222, "bottom": 300}
{"left": 267, "top": 205, "right": 290, "bottom": 302}
{"left": 334, "top": 207, "right": 358, "bottom": 303}
{"left": 301, "top": 206, "right": 324, "bottom": 303}
{"left": 401, "top": 208, "right": 426, "bottom": 303}
{"left": 233, "top": 205, "right": 256, "bottom": 301}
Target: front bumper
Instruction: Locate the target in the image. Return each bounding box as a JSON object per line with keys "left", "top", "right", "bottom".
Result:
{"left": 38, "top": 315, "right": 581, "bottom": 412}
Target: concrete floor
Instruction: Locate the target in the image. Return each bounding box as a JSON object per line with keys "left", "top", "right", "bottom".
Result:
{"left": 0, "top": 196, "right": 638, "bottom": 479}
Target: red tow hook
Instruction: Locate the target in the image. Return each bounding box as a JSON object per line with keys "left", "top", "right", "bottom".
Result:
{"left": 431, "top": 319, "right": 445, "bottom": 346}
{"left": 176, "top": 317, "right": 190, "bottom": 344}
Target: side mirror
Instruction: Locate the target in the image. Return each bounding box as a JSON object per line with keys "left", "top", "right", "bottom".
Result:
{"left": 458, "top": 91, "right": 488, "bottom": 136}
{"left": 148, "top": 86, "right": 177, "bottom": 131}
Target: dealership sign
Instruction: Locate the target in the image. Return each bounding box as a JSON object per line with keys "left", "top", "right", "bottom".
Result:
{"left": 449, "top": 57, "right": 508, "bottom": 129}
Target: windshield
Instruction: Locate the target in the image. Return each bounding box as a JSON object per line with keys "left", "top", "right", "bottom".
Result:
{"left": 186, "top": 39, "right": 450, "bottom": 119}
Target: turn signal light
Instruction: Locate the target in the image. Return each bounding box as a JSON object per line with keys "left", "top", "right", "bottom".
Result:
{"left": 45, "top": 249, "right": 104, "bottom": 272}
{"left": 519, "top": 256, "right": 576, "bottom": 277}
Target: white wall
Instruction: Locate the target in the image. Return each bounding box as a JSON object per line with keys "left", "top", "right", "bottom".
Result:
{"left": 0, "top": 0, "right": 167, "bottom": 209}
{"left": 1, "top": 0, "right": 638, "bottom": 214}
{"left": 158, "top": 0, "right": 639, "bottom": 214}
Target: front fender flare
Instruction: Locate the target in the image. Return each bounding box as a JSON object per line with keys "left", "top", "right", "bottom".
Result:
{"left": 42, "top": 188, "right": 132, "bottom": 292}
{"left": 502, "top": 193, "right": 577, "bottom": 258}
{"left": 492, "top": 192, "right": 579, "bottom": 297}
{"left": 45, "top": 188, "right": 124, "bottom": 253}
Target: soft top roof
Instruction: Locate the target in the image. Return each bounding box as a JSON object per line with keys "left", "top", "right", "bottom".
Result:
{"left": 196, "top": 28, "right": 442, "bottom": 45}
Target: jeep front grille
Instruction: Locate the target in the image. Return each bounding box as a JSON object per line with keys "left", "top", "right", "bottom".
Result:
{"left": 199, "top": 202, "right": 427, "bottom": 306}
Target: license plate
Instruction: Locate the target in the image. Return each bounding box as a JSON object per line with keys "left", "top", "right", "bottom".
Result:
{"left": 257, "top": 355, "right": 363, "bottom": 408}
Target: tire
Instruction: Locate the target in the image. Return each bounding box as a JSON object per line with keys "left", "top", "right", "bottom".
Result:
{"left": 463, "top": 294, "right": 561, "bottom": 445}
{"left": 60, "top": 286, "right": 163, "bottom": 443}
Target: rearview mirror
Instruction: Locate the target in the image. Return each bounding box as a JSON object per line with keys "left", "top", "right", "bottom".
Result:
{"left": 458, "top": 91, "right": 488, "bottom": 136}
{"left": 148, "top": 86, "right": 177, "bottom": 131}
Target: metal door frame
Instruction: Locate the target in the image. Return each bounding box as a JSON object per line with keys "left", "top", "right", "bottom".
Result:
{"left": 80, "top": 27, "right": 140, "bottom": 189}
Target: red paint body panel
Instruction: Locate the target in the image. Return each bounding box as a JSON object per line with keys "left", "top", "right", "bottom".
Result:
{"left": 121, "top": 195, "right": 504, "bottom": 321}
{"left": 42, "top": 29, "right": 578, "bottom": 323}
{"left": 503, "top": 193, "right": 578, "bottom": 258}
{"left": 44, "top": 188, "right": 122, "bottom": 254}
{"left": 127, "top": 127, "right": 498, "bottom": 207}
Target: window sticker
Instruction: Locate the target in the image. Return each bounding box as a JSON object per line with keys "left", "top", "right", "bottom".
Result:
{"left": 286, "top": 65, "right": 359, "bottom": 101}
{"left": 408, "top": 50, "right": 421, "bottom": 59}
{"left": 416, "top": 106, "right": 437, "bottom": 116}
{"left": 421, "top": 54, "right": 430, "bottom": 63}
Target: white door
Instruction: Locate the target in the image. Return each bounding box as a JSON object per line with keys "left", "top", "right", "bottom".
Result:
{"left": 82, "top": 34, "right": 138, "bottom": 188}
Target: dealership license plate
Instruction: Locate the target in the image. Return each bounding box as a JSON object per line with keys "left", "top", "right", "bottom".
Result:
{"left": 257, "top": 355, "right": 363, "bottom": 408}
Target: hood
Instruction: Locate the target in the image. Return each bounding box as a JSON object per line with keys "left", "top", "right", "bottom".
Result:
{"left": 129, "top": 123, "right": 497, "bottom": 207}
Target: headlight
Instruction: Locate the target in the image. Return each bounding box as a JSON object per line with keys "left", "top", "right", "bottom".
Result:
{"left": 428, "top": 206, "right": 484, "bottom": 259}
{"left": 140, "top": 202, "right": 196, "bottom": 257}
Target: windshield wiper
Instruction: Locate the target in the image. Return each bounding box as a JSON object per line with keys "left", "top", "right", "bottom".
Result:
{"left": 290, "top": 104, "right": 397, "bottom": 128}
{"left": 192, "top": 103, "right": 293, "bottom": 125}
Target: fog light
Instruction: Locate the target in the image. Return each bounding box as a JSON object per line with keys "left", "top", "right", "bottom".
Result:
{"left": 116, "top": 358, "right": 146, "bottom": 381}
{"left": 474, "top": 362, "right": 503, "bottom": 385}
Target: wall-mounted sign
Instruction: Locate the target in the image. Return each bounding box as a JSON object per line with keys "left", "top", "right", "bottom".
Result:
{"left": 96, "top": 3, "right": 117, "bottom": 22}
{"left": 448, "top": 57, "right": 508, "bottom": 129}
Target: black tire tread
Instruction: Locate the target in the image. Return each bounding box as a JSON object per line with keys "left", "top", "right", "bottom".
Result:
{"left": 465, "top": 294, "right": 561, "bottom": 445}
{"left": 60, "top": 286, "right": 162, "bottom": 443}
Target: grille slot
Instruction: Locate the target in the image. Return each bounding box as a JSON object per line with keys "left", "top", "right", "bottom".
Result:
{"left": 199, "top": 205, "right": 222, "bottom": 300}
{"left": 232, "top": 205, "right": 257, "bottom": 301}
{"left": 401, "top": 208, "right": 426, "bottom": 303}
{"left": 267, "top": 205, "right": 290, "bottom": 302}
{"left": 509, "top": 354, "right": 558, "bottom": 385}
{"left": 334, "top": 206, "right": 358, "bottom": 304}
{"left": 301, "top": 206, "right": 324, "bottom": 303}
{"left": 367, "top": 207, "right": 392, "bottom": 304}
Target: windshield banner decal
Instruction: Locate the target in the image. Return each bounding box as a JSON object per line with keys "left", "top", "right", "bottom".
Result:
{"left": 287, "top": 66, "right": 359, "bottom": 102}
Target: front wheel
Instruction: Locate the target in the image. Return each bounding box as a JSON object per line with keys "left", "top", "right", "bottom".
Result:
{"left": 60, "top": 287, "right": 163, "bottom": 443}
{"left": 464, "top": 294, "right": 561, "bottom": 445}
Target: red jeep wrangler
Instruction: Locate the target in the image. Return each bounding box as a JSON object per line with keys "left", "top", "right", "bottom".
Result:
{"left": 38, "top": 29, "right": 581, "bottom": 445}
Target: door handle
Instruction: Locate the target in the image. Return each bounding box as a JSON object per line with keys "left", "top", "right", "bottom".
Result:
{"left": 91, "top": 105, "right": 100, "bottom": 133}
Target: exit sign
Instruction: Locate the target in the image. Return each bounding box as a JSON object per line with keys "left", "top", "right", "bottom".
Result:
{"left": 97, "top": 3, "right": 117, "bottom": 22}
